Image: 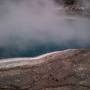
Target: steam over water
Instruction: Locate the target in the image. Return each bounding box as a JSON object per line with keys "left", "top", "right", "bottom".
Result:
{"left": 0, "top": 0, "right": 90, "bottom": 58}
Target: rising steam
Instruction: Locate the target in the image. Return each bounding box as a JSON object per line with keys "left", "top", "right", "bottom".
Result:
{"left": 0, "top": 0, "right": 90, "bottom": 58}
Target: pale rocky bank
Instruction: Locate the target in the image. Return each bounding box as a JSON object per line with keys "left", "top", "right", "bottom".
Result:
{"left": 0, "top": 49, "right": 90, "bottom": 90}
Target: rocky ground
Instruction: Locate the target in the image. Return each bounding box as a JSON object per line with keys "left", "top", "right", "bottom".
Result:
{"left": 55, "top": 0, "right": 90, "bottom": 17}
{"left": 0, "top": 49, "right": 90, "bottom": 90}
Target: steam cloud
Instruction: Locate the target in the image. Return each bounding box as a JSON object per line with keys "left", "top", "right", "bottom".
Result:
{"left": 0, "top": 0, "right": 90, "bottom": 58}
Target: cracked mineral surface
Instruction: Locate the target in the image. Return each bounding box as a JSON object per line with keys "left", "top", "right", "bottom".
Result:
{"left": 0, "top": 49, "right": 90, "bottom": 90}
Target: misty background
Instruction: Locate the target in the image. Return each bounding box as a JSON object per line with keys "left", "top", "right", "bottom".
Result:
{"left": 0, "top": 0, "right": 90, "bottom": 58}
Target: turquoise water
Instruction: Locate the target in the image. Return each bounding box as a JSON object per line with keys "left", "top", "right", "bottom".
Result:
{"left": 0, "top": 40, "right": 90, "bottom": 58}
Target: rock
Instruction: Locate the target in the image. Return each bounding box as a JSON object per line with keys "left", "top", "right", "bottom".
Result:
{"left": 0, "top": 49, "right": 90, "bottom": 90}
{"left": 54, "top": 0, "right": 90, "bottom": 17}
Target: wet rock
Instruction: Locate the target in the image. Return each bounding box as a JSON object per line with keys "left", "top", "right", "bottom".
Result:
{"left": 0, "top": 49, "right": 90, "bottom": 90}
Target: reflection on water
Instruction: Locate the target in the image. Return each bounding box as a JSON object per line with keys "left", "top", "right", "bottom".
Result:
{"left": 0, "top": 0, "right": 90, "bottom": 58}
